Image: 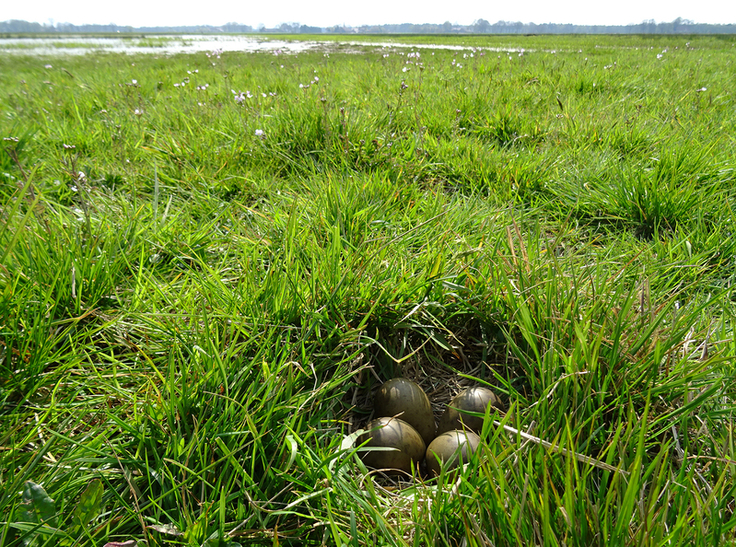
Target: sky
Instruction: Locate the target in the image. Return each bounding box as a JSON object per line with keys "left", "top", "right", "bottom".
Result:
{"left": 4, "top": 0, "right": 735, "bottom": 28}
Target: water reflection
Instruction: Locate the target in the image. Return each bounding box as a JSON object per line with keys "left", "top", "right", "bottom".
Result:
{"left": 0, "top": 34, "right": 528, "bottom": 56}
{"left": 0, "top": 35, "right": 319, "bottom": 56}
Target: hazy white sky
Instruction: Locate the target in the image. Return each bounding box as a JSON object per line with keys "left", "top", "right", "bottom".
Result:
{"left": 5, "top": 0, "right": 735, "bottom": 28}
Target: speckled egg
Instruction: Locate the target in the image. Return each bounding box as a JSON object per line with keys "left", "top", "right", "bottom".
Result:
{"left": 437, "top": 386, "right": 503, "bottom": 435}
{"left": 358, "top": 417, "right": 426, "bottom": 474}
{"left": 374, "top": 378, "right": 436, "bottom": 446}
{"left": 425, "top": 430, "right": 481, "bottom": 476}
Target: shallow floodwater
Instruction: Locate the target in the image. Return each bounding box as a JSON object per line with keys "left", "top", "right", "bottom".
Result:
{"left": 0, "top": 35, "right": 319, "bottom": 56}
{"left": 0, "top": 34, "right": 527, "bottom": 56}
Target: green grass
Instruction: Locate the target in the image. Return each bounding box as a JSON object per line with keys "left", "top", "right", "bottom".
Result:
{"left": 1, "top": 34, "right": 736, "bottom": 546}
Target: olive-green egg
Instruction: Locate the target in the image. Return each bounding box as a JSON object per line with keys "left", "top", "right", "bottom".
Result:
{"left": 437, "top": 386, "right": 503, "bottom": 435}
{"left": 425, "top": 430, "right": 481, "bottom": 476}
{"left": 358, "top": 417, "right": 426, "bottom": 473}
{"left": 374, "top": 378, "right": 436, "bottom": 445}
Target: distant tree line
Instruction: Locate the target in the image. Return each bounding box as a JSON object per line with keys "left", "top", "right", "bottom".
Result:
{"left": 1, "top": 17, "right": 735, "bottom": 35}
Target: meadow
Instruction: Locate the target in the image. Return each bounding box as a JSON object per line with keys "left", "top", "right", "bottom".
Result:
{"left": 1, "top": 33, "right": 736, "bottom": 546}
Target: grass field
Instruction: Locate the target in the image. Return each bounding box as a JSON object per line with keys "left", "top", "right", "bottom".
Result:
{"left": 1, "top": 33, "right": 736, "bottom": 546}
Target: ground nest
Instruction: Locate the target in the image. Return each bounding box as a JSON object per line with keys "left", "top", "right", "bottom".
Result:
{"left": 345, "top": 342, "right": 510, "bottom": 483}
